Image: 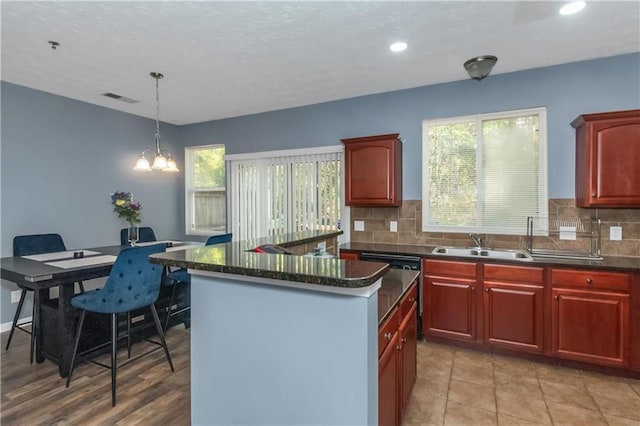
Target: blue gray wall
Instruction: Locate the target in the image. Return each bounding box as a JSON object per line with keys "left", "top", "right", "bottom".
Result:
{"left": 1, "top": 53, "right": 639, "bottom": 323}
{"left": 181, "top": 53, "right": 640, "bottom": 200}
{"left": 1, "top": 82, "right": 184, "bottom": 323}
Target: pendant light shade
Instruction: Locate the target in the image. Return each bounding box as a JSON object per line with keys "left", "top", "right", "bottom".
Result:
{"left": 464, "top": 55, "right": 498, "bottom": 81}
{"left": 133, "top": 72, "right": 180, "bottom": 172}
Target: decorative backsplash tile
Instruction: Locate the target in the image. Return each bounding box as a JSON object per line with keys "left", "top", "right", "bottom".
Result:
{"left": 350, "top": 199, "right": 640, "bottom": 258}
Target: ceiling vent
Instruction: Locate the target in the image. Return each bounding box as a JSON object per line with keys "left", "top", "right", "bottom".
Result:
{"left": 102, "top": 92, "right": 139, "bottom": 104}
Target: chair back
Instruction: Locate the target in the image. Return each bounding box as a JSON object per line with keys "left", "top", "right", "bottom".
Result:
{"left": 120, "top": 227, "right": 157, "bottom": 246}
{"left": 100, "top": 244, "right": 166, "bottom": 313}
{"left": 205, "top": 233, "right": 233, "bottom": 246}
{"left": 14, "top": 233, "right": 66, "bottom": 256}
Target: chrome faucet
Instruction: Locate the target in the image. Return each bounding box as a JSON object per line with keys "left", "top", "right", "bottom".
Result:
{"left": 469, "top": 233, "right": 483, "bottom": 249}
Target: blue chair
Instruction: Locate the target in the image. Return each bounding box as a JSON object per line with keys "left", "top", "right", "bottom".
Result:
{"left": 163, "top": 233, "right": 233, "bottom": 332}
{"left": 9, "top": 234, "right": 84, "bottom": 363}
{"left": 65, "top": 244, "right": 173, "bottom": 407}
{"left": 119, "top": 226, "right": 157, "bottom": 246}
{"left": 205, "top": 233, "right": 233, "bottom": 246}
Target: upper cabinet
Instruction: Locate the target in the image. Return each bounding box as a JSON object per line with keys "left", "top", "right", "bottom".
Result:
{"left": 341, "top": 133, "right": 403, "bottom": 207}
{"left": 572, "top": 109, "right": 640, "bottom": 207}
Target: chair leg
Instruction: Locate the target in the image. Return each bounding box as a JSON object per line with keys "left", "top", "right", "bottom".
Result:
{"left": 5, "top": 289, "right": 27, "bottom": 351}
{"left": 111, "top": 312, "right": 117, "bottom": 407}
{"left": 127, "top": 312, "right": 132, "bottom": 359}
{"left": 66, "top": 310, "right": 86, "bottom": 388}
{"left": 163, "top": 281, "right": 178, "bottom": 333}
{"left": 78, "top": 281, "right": 85, "bottom": 293}
{"left": 150, "top": 304, "right": 174, "bottom": 372}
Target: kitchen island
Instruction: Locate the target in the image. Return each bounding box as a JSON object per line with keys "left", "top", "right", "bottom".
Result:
{"left": 150, "top": 230, "right": 403, "bottom": 425}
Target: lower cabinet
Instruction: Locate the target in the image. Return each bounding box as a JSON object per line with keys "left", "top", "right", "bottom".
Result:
{"left": 551, "top": 268, "right": 631, "bottom": 368}
{"left": 483, "top": 264, "right": 544, "bottom": 353}
{"left": 379, "top": 281, "right": 418, "bottom": 426}
{"left": 423, "top": 259, "right": 477, "bottom": 342}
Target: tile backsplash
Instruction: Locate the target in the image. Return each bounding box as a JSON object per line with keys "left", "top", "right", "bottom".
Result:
{"left": 350, "top": 199, "right": 640, "bottom": 258}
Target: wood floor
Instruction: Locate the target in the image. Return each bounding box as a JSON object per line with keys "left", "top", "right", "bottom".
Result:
{"left": 1, "top": 325, "right": 190, "bottom": 426}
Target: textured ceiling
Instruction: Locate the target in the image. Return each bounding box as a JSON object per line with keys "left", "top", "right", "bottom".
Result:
{"left": 1, "top": 1, "right": 639, "bottom": 125}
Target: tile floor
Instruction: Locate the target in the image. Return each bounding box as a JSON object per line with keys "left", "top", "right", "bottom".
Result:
{"left": 404, "top": 341, "right": 640, "bottom": 426}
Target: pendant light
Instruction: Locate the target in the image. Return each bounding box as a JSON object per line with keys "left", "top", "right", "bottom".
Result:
{"left": 133, "top": 72, "right": 180, "bottom": 172}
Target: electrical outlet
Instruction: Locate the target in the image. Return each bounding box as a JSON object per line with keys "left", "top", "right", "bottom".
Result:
{"left": 389, "top": 221, "right": 398, "bottom": 232}
{"left": 317, "top": 241, "right": 327, "bottom": 252}
{"left": 610, "top": 226, "right": 622, "bottom": 241}
{"left": 354, "top": 221, "right": 365, "bottom": 232}
{"left": 11, "top": 290, "right": 21, "bottom": 304}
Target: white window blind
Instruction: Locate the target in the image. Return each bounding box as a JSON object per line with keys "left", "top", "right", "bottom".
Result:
{"left": 227, "top": 147, "right": 342, "bottom": 241}
{"left": 422, "top": 107, "right": 547, "bottom": 234}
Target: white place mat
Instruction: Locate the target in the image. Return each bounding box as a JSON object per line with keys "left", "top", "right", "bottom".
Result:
{"left": 22, "top": 250, "right": 102, "bottom": 262}
{"left": 45, "top": 255, "right": 118, "bottom": 269}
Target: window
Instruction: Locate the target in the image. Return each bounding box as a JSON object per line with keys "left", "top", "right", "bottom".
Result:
{"left": 422, "top": 107, "right": 547, "bottom": 234}
{"left": 185, "top": 145, "right": 226, "bottom": 235}
{"left": 227, "top": 146, "right": 342, "bottom": 241}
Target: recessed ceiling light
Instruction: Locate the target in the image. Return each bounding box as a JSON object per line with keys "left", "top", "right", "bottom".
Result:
{"left": 559, "top": 1, "right": 586, "bottom": 15}
{"left": 390, "top": 42, "right": 408, "bottom": 53}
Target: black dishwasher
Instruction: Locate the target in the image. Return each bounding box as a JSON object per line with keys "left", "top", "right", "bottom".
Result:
{"left": 359, "top": 252, "right": 422, "bottom": 337}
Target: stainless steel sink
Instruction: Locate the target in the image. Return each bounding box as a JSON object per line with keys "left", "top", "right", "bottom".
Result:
{"left": 432, "top": 246, "right": 534, "bottom": 262}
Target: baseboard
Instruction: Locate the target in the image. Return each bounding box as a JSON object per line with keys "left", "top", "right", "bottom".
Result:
{"left": 0, "top": 317, "right": 32, "bottom": 334}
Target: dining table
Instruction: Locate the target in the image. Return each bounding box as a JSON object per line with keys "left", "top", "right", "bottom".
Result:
{"left": 0, "top": 241, "right": 195, "bottom": 378}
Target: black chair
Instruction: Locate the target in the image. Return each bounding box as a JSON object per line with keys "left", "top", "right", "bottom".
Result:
{"left": 66, "top": 244, "right": 173, "bottom": 407}
{"left": 163, "top": 233, "right": 233, "bottom": 332}
{"left": 119, "top": 226, "right": 157, "bottom": 246}
{"left": 8, "top": 233, "right": 85, "bottom": 363}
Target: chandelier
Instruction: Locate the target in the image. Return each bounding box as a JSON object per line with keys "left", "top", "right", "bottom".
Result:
{"left": 133, "top": 72, "right": 179, "bottom": 172}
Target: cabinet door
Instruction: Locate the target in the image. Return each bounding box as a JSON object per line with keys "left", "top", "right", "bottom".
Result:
{"left": 339, "top": 252, "right": 360, "bottom": 261}
{"left": 484, "top": 281, "right": 544, "bottom": 353}
{"left": 552, "top": 288, "right": 630, "bottom": 367}
{"left": 379, "top": 332, "right": 399, "bottom": 426}
{"left": 343, "top": 134, "right": 402, "bottom": 206}
{"left": 424, "top": 274, "right": 476, "bottom": 341}
{"left": 574, "top": 110, "right": 640, "bottom": 207}
{"left": 399, "top": 302, "right": 417, "bottom": 417}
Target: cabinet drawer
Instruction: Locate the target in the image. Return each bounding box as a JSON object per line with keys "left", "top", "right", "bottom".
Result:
{"left": 423, "top": 259, "right": 476, "bottom": 278}
{"left": 379, "top": 308, "right": 399, "bottom": 357}
{"left": 484, "top": 264, "right": 544, "bottom": 284}
{"left": 551, "top": 269, "right": 630, "bottom": 292}
{"left": 399, "top": 283, "right": 418, "bottom": 318}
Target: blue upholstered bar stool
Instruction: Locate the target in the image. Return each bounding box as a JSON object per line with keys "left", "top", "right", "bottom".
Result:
{"left": 162, "top": 233, "right": 233, "bottom": 332}
{"left": 65, "top": 244, "right": 174, "bottom": 407}
{"left": 8, "top": 234, "right": 84, "bottom": 363}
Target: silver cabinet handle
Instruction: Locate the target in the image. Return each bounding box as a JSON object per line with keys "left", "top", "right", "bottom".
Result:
{"left": 401, "top": 337, "right": 407, "bottom": 343}
{"left": 384, "top": 332, "right": 392, "bottom": 340}
{"left": 586, "top": 278, "right": 593, "bottom": 285}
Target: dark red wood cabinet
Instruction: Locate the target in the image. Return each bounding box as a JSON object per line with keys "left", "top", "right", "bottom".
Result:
{"left": 483, "top": 264, "right": 544, "bottom": 354}
{"left": 551, "top": 268, "right": 631, "bottom": 368}
{"left": 423, "top": 259, "right": 477, "bottom": 342}
{"left": 572, "top": 109, "right": 640, "bottom": 207}
{"left": 342, "top": 133, "right": 402, "bottom": 207}
{"left": 339, "top": 251, "right": 360, "bottom": 261}
{"left": 378, "top": 281, "right": 418, "bottom": 426}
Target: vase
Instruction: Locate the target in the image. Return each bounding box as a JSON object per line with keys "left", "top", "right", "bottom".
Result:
{"left": 127, "top": 225, "right": 139, "bottom": 246}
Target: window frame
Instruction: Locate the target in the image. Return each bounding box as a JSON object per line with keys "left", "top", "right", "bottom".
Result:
{"left": 185, "top": 144, "right": 227, "bottom": 236}
{"left": 421, "top": 107, "right": 548, "bottom": 235}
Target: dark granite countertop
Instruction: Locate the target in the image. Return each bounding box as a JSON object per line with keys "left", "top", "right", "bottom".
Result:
{"left": 340, "top": 242, "right": 640, "bottom": 272}
{"left": 378, "top": 269, "right": 420, "bottom": 325}
{"left": 150, "top": 230, "right": 390, "bottom": 288}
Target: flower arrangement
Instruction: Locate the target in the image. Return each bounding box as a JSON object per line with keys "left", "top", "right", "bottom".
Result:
{"left": 110, "top": 191, "right": 141, "bottom": 225}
